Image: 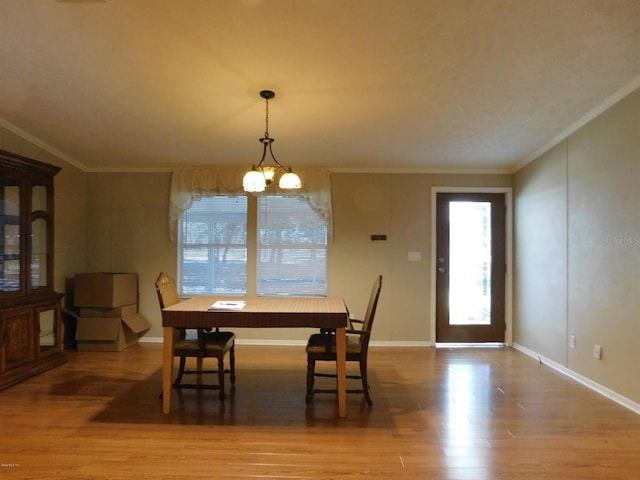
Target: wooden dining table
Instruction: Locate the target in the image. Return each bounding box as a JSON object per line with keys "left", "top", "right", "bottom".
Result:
{"left": 160, "top": 296, "right": 350, "bottom": 417}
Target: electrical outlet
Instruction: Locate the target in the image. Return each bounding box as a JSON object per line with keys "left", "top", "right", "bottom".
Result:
{"left": 569, "top": 335, "right": 576, "bottom": 349}
{"left": 593, "top": 344, "right": 602, "bottom": 360}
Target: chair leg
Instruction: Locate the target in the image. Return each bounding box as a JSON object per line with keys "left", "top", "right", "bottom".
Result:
{"left": 174, "top": 357, "right": 187, "bottom": 386}
{"left": 305, "top": 357, "right": 315, "bottom": 405}
{"left": 196, "top": 357, "right": 204, "bottom": 375}
{"left": 229, "top": 345, "right": 236, "bottom": 384}
{"left": 360, "top": 358, "right": 373, "bottom": 406}
{"left": 217, "top": 356, "right": 226, "bottom": 401}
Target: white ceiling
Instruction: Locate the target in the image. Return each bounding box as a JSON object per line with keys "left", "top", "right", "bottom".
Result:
{"left": 1, "top": 0, "right": 640, "bottom": 173}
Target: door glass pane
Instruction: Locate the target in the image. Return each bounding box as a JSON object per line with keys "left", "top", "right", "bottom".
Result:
{"left": 449, "top": 201, "right": 491, "bottom": 325}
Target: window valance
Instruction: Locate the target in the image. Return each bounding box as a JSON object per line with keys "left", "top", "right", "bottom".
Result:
{"left": 168, "top": 167, "right": 333, "bottom": 240}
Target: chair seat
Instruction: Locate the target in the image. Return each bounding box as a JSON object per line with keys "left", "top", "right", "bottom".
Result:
{"left": 305, "top": 333, "right": 361, "bottom": 355}
{"left": 174, "top": 332, "right": 235, "bottom": 355}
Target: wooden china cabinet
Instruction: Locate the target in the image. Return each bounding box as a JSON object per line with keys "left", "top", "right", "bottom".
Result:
{"left": 0, "top": 150, "right": 66, "bottom": 390}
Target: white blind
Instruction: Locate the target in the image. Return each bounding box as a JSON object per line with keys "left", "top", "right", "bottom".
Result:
{"left": 257, "top": 196, "right": 327, "bottom": 296}
{"left": 178, "top": 196, "right": 247, "bottom": 295}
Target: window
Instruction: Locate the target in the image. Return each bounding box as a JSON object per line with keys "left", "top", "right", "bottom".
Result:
{"left": 178, "top": 195, "right": 327, "bottom": 296}
{"left": 257, "top": 196, "right": 327, "bottom": 296}
{"left": 178, "top": 196, "right": 247, "bottom": 295}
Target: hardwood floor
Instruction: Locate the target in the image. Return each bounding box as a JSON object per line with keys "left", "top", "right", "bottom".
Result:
{"left": 1, "top": 344, "right": 639, "bottom": 479}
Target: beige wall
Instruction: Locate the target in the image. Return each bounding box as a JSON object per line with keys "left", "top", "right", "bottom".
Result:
{"left": 84, "top": 172, "right": 175, "bottom": 337}
{"left": 0, "top": 129, "right": 511, "bottom": 343}
{"left": 0, "top": 126, "right": 512, "bottom": 344}
{"left": 80, "top": 170, "right": 510, "bottom": 341}
{"left": 513, "top": 142, "right": 568, "bottom": 360}
{"left": 513, "top": 88, "right": 640, "bottom": 405}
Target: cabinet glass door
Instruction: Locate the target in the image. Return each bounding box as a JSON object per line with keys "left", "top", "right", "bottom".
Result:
{"left": 1, "top": 183, "right": 21, "bottom": 292}
{"left": 30, "top": 185, "right": 49, "bottom": 290}
{"left": 31, "top": 218, "right": 48, "bottom": 289}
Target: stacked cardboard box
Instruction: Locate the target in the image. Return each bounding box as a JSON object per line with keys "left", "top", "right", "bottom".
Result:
{"left": 74, "top": 273, "right": 151, "bottom": 351}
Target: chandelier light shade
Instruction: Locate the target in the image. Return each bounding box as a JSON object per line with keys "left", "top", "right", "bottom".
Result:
{"left": 243, "top": 90, "right": 302, "bottom": 193}
{"left": 279, "top": 168, "right": 302, "bottom": 189}
{"left": 242, "top": 168, "right": 267, "bottom": 193}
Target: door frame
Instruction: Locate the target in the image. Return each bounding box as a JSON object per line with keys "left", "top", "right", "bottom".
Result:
{"left": 430, "top": 187, "right": 513, "bottom": 346}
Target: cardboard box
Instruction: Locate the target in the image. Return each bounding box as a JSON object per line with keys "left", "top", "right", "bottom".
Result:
{"left": 75, "top": 313, "right": 151, "bottom": 352}
{"left": 79, "top": 303, "right": 138, "bottom": 318}
{"left": 74, "top": 273, "right": 138, "bottom": 308}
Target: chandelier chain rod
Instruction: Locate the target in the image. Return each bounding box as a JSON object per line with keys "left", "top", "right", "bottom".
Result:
{"left": 264, "top": 95, "right": 269, "bottom": 138}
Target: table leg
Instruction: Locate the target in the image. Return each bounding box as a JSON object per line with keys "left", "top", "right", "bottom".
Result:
{"left": 162, "top": 326, "right": 174, "bottom": 414}
{"left": 335, "top": 326, "right": 347, "bottom": 418}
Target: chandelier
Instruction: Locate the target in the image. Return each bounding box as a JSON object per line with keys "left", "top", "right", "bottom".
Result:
{"left": 242, "top": 90, "right": 302, "bottom": 193}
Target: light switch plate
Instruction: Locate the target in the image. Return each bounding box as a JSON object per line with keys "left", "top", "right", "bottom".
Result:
{"left": 593, "top": 344, "right": 602, "bottom": 359}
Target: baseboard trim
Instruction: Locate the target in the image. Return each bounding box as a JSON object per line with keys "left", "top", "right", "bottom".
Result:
{"left": 139, "top": 337, "right": 432, "bottom": 348}
{"left": 513, "top": 343, "right": 640, "bottom": 416}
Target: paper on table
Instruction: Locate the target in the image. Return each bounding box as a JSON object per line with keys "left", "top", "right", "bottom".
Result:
{"left": 209, "top": 300, "right": 246, "bottom": 311}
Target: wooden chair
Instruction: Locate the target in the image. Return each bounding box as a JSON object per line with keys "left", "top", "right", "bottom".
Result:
{"left": 305, "top": 275, "right": 382, "bottom": 406}
{"left": 155, "top": 272, "right": 236, "bottom": 401}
